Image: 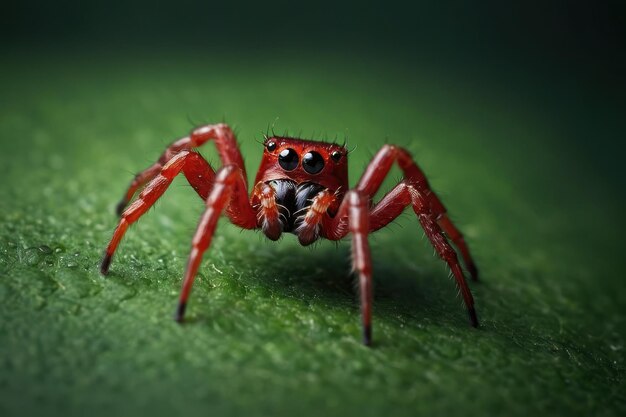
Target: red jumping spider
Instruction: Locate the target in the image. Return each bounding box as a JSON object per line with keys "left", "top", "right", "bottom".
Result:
{"left": 101, "top": 123, "right": 479, "bottom": 345}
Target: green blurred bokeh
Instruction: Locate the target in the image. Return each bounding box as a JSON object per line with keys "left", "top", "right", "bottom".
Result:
{"left": 1, "top": 2, "right": 624, "bottom": 416}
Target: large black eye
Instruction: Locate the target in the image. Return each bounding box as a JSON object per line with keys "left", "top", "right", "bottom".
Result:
{"left": 302, "top": 151, "right": 324, "bottom": 174}
{"left": 279, "top": 148, "right": 299, "bottom": 171}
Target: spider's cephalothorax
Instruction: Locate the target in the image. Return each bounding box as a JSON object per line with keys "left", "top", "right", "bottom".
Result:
{"left": 101, "top": 123, "right": 480, "bottom": 346}
{"left": 251, "top": 137, "right": 348, "bottom": 244}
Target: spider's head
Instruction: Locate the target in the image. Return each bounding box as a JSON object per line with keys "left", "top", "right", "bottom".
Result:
{"left": 255, "top": 136, "right": 349, "bottom": 193}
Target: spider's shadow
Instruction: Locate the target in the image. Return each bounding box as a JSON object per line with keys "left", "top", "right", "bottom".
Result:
{"left": 228, "top": 237, "right": 471, "bottom": 330}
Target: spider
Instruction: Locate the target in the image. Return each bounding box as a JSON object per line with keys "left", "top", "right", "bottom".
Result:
{"left": 100, "top": 123, "right": 479, "bottom": 345}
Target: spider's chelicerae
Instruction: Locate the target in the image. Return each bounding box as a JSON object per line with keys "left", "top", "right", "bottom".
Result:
{"left": 101, "top": 123, "right": 479, "bottom": 345}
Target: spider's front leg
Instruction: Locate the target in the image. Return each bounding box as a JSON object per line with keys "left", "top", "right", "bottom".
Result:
{"left": 116, "top": 123, "right": 246, "bottom": 215}
{"left": 101, "top": 151, "right": 255, "bottom": 275}
{"left": 101, "top": 151, "right": 216, "bottom": 274}
{"left": 175, "top": 165, "right": 254, "bottom": 322}
{"left": 357, "top": 145, "right": 479, "bottom": 281}
{"left": 347, "top": 191, "right": 373, "bottom": 345}
{"left": 322, "top": 191, "right": 373, "bottom": 345}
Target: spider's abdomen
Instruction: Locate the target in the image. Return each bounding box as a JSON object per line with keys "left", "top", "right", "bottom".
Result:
{"left": 268, "top": 180, "right": 325, "bottom": 233}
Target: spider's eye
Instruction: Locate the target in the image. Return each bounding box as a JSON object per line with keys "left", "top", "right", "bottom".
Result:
{"left": 266, "top": 141, "right": 276, "bottom": 152}
{"left": 302, "top": 151, "right": 324, "bottom": 174}
{"left": 278, "top": 148, "right": 299, "bottom": 171}
{"left": 331, "top": 150, "right": 342, "bottom": 162}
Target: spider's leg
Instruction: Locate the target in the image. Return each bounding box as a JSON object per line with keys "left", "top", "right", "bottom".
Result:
{"left": 117, "top": 123, "right": 246, "bottom": 215}
{"left": 415, "top": 208, "right": 478, "bottom": 327}
{"left": 175, "top": 165, "right": 249, "bottom": 322}
{"left": 102, "top": 151, "right": 216, "bottom": 274}
{"left": 348, "top": 191, "right": 373, "bottom": 345}
{"left": 356, "top": 145, "right": 479, "bottom": 281}
{"left": 437, "top": 213, "right": 477, "bottom": 280}
{"left": 322, "top": 191, "right": 373, "bottom": 346}
{"left": 367, "top": 182, "right": 478, "bottom": 327}
{"left": 295, "top": 190, "right": 335, "bottom": 246}
{"left": 117, "top": 162, "right": 163, "bottom": 215}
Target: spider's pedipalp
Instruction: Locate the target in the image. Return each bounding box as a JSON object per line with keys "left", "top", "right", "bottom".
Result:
{"left": 252, "top": 182, "right": 283, "bottom": 241}
{"left": 294, "top": 189, "right": 335, "bottom": 246}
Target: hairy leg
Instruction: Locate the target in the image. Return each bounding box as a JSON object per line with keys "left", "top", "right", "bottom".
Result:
{"left": 324, "top": 180, "right": 478, "bottom": 332}
{"left": 101, "top": 151, "right": 215, "bottom": 274}
{"left": 356, "top": 145, "right": 478, "bottom": 280}
{"left": 117, "top": 123, "right": 246, "bottom": 215}
{"left": 175, "top": 165, "right": 249, "bottom": 321}
{"left": 320, "top": 191, "right": 373, "bottom": 345}
{"left": 102, "top": 149, "right": 256, "bottom": 275}
{"left": 416, "top": 208, "right": 478, "bottom": 327}
{"left": 347, "top": 191, "right": 374, "bottom": 345}
{"left": 370, "top": 182, "right": 478, "bottom": 327}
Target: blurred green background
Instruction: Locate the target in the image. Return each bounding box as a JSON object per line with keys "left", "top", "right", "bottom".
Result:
{"left": 1, "top": 1, "right": 624, "bottom": 416}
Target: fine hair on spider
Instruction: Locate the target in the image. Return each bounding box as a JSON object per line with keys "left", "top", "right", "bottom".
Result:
{"left": 100, "top": 122, "right": 480, "bottom": 346}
